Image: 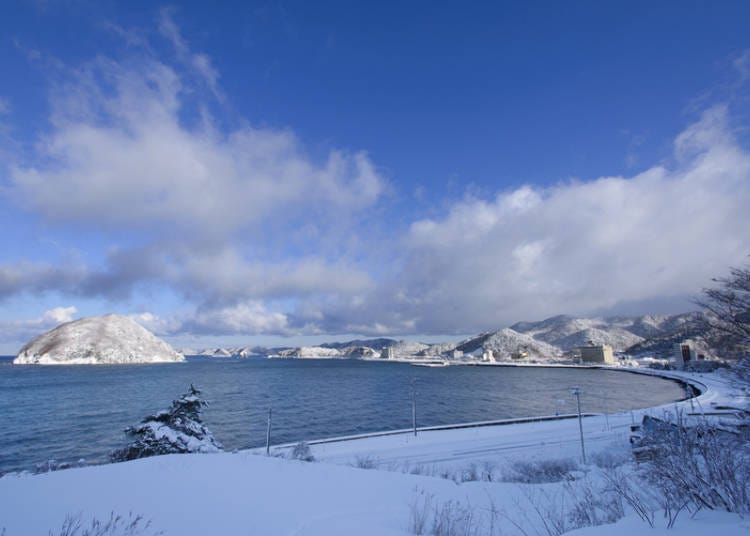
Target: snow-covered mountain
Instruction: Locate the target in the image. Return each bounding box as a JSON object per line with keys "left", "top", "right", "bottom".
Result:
{"left": 14, "top": 314, "right": 185, "bottom": 365}
{"left": 388, "top": 340, "right": 430, "bottom": 357}
{"left": 320, "top": 338, "right": 397, "bottom": 351}
{"left": 420, "top": 341, "right": 459, "bottom": 356}
{"left": 179, "top": 311, "right": 713, "bottom": 363}
{"left": 510, "top": 312, "right": 708, "bottom": 352}
{"left": 275, "top": 346, "right": 344, "bottom": 358}
{"left": 179, "top": 346, "right": 268, "bottom": 357}
{"left": 456, "top": 328, "right": 563, "bottom": 360}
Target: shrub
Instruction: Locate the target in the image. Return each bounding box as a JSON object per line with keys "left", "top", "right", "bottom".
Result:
{"left": 407, "top": 489, "right": 481, "bottom": 536}
{"left": 564, "top": 476, "right": 624, "bottom": 529}
{"left": 407, "top": 489, "right": 432, "bottom": 535}
{"left": 588, "top": 450, "right": 629, "bottom": 470}
{"left": 290, "top": 441, "right": 314, "bottom": 462}
{"left": 501, "top": 458, "right": 579, "bottom": 484}
{"left": 640, "top": 412, "right": 750, "bottom": 514}
{"left": 49, "top": 512, "right": 161, "bottom": 536}
{"left": 353, "top": 455, "right": 378, "bottom": 469}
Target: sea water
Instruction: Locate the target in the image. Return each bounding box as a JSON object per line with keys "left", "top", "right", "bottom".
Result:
{"left": 0, "top": 357, "right": 686, "bottom": 474}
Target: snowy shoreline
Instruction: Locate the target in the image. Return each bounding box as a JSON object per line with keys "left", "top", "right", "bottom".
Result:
{"left": 1, "top": 366, "right": 746, "bottom": 535}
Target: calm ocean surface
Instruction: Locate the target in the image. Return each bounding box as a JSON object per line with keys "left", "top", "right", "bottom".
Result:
{"left": 0, "top": 357, "right": 687, "bottom": 474}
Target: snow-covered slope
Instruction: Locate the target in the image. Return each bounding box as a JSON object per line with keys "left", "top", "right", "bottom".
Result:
{"left": 14, "top": 314, "right": 185, "bottom": 365}
{"left": 338, "top": 346, "right": 380, "bottom": 358}
{"left": 554, "top": 327, "right": 644, "bottom": 351}
{"left": 510, "top": 312, "right": 708, "bottom": 352}
{"left": 456, "top": 328, "right": 562, "bottom": 360}
{"left": 178, "top": 311, "right": 714, "bottom": 363}
{"left": 276, "top": 346, "right": 344, "bottom": 358}
{"left": 321, "top": 338, "right": 397, "bottom": 351}
{"left": 388, "top": 340, "right": 430, "bottom": 357}
{"left": 421, "top": 341, "right": 459, "bottom": 356}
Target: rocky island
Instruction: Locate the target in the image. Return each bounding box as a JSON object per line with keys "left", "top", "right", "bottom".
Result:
{"left": 13, "top": 314, "right": 185, "bottom": 365}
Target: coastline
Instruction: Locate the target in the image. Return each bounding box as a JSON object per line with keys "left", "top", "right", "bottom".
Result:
{"left": 0, "top": 366, "right": 746, "bottom": 535}
{"left": 257, "top": 365, "right": 737, "bottom": 462}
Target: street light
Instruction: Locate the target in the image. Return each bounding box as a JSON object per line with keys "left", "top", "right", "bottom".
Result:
{"left": 266, "top": 407, "right": 272, "bottom": 455}
{"left": 571, "top": 387, "right": 586, "bottom": 464}
{"left": 410, "top": 378, "right": 418, "bottom": 437}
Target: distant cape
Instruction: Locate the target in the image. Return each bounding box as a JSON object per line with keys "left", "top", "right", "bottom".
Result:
{"left": 14, "top": 314, "right": 185, "bottom": 365}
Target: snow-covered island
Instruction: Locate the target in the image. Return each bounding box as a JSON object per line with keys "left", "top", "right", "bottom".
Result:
{"left": 13, "top": 314, "right": 185, "bottom": 365}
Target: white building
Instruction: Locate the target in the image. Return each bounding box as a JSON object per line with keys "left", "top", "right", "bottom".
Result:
{"left": 381, "top": 347, "right": 395, "bottom": 360}
{"left": 672, "top": 341, "right": 696, "bottom": 368}
{"left": 579, "top": 344, "right": 615, "bottom": 364}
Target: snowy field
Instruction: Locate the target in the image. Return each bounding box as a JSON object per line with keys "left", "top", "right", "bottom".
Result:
{"left": 1, "top": 368, "right": 748, "bottom": 535}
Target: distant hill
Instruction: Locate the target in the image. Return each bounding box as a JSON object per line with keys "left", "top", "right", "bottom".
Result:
{"left": 320, "top": 338, "right": 397, "bottom": 351}
{"left": 455, "top": 329, "right": 562, "bottom": 360}
{"left": 510, "top": 312, "right": 708, "bottom": 352}
{"left": 183, "top": 311, "right": 714, "bottom": 363}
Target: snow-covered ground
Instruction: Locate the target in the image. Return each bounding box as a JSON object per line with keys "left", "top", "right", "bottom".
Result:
{"left": 1, "top": 367, "right": 748, "bottom": 535}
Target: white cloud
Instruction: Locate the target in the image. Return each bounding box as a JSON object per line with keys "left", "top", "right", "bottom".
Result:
{"left": 6, "top": 102, "right": 748, "bottom": 340}
{"left": 0, "top": 260, "right": 87, "bottom": 299}
{"left": 8, "top": 53, "right": 385, "bottom": 239}
{"left": 733, "top": 49, "right": 750, "bottom": 84}
{"left": 0, "top": 306, "right": 78, "bottom": 345}
{"left": 158, "top": 7, "right": 221, "bottom": 99}
{"left": 364, "top": 105, "right": 750, "bottom": 333}
{"left": 3, "top": 12, "right": 749, "bottom": 341}
{"left": 185, "top": 302, "right": 292, "bottom": 336}
{"left": 41, "top": 306, "right": 77, "bottom": 324}
{"left": 127, "top": 312, "right": 181, "bottom": 336}
{"left": 2, "top": 30, "right": 385, "bottom": 318}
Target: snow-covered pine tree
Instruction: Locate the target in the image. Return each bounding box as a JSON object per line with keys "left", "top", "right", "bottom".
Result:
{"left": 111, "top": 384, "right": 222, "bottom": 462}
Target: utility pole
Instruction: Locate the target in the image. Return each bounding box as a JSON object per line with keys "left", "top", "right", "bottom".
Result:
{"left": 411, "top": 378, "right": 418, "bottom": 437}
{"left": 266, "top": 407, "right": 272, "bottom": 455}
{"left": 571, "top": 387, "right": 586, "bottom": 464}
{"left": 688, "top": 385, "right": 695, "bottom": 412}
{"left": 603, "top": 390, "right": 610, "bottom": 431}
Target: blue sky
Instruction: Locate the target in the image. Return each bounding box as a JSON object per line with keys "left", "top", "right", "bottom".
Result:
{"left": 1, "top": 1, "right": 750, "bottom": 353}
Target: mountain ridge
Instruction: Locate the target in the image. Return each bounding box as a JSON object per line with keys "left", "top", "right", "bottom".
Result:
{"left": 181, "top": 311, "right": 712, "bottom": 362}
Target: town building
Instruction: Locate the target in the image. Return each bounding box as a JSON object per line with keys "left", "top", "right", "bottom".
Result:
{"left": 579, "top": 344, "right": 615, "bottom": 364}
{"left": 380, "top": 347, "right": 395, "bottom": 360}
{"left": 672, "top": 340, "right": 696, "bottom": 368}
{"left": 482, "top": 349, "right": 496, "bottom": 362}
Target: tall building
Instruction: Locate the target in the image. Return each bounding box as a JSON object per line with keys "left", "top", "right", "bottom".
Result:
{"left": 579, "top": 344, "right": 615, "bottom": 364}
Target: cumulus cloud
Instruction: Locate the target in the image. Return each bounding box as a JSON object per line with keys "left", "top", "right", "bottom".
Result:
{"left": 0, "top": 306, "right": 77, "bottom": 345}
{"left": 175, "top": 302, "right": 292, "bottom": 336}
{"left": 0, "top": 17, "right": 385, "bottom": 323}
{"left": 0, "top": 260, "right": 87, "bottom": 299}
{"left": 2, "top": 13, "right": 749, "bottom": 341}
{"left": 127, "top": 311, "right": 182, "bottom": 336}
{"left": 351, "top": 105, "right": 750, "bottom": 334}
{"left": 3, "top": 105, "right": 748, "bottom": 339}
{"left": 7, "top": 56, "right": 384, "bottom": 238}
